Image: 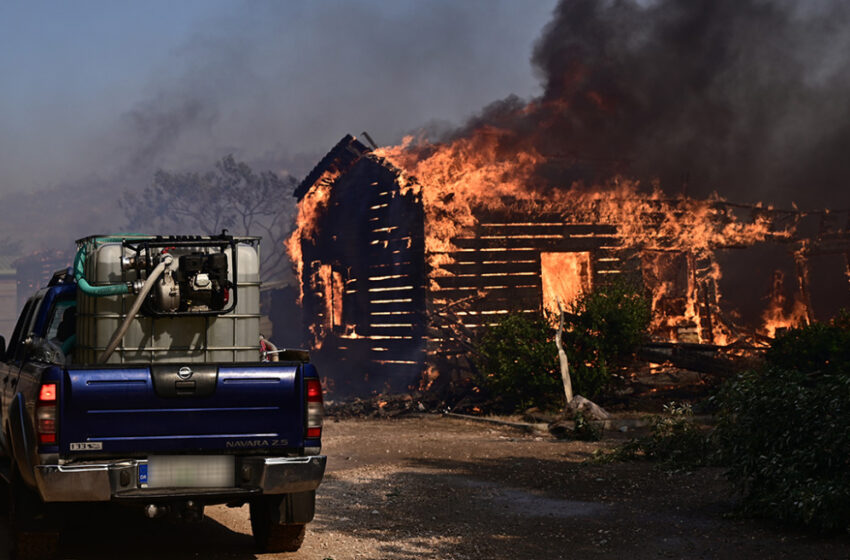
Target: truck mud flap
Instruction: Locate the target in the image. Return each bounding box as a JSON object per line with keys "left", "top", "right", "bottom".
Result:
{"left": 280, "top": 490, "right": 316, "bottom": 524}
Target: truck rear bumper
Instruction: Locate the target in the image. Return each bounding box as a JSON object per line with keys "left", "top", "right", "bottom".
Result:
{"left": 33, "top": 455, "right": 327, "bottom": 503}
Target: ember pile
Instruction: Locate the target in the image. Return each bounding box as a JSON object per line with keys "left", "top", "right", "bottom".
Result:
{"left": 323, "top": 344, "right": 758, "bottom": 418}
{"left": 325, "top": 392, "right": 432, "bottom": 420}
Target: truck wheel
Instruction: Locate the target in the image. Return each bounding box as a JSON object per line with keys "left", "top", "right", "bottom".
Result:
{"left": 8, "top": 468, "right": 60, "bottom": 560}
{"left": 249, "top": 497, "right": 306, "bottom": 552}
{"left": 0, "top": 476, "right": 10, "bottom": 520}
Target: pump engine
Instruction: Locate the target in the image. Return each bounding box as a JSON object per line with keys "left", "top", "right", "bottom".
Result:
{"left": 116, "top": 235, "right": 242, "bottom": 317}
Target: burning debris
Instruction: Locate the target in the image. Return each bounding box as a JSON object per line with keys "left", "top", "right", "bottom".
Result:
{"left": 325, "top": 393, "right": 430, "bottom": 420}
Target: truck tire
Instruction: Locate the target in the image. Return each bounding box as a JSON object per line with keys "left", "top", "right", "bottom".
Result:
{"left": 0, "top": 476, "right": 10, "bottom": 520}
{"left": 249, "top": 496, "right": 306, "bottom": 552}
{"left": 8, "top": 467, "right": 60, "bottom": 560}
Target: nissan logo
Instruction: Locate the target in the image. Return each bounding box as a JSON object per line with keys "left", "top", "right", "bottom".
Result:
{"left": 177, "top": 367, "right": 194, "bottom": 380}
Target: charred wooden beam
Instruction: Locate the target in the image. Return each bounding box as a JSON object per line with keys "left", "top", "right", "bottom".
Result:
{"left": 452, "top": 237, "right": 622, "bottom": 251}
{"left": 637, "top": 344, "right": 740, "bottom": 376}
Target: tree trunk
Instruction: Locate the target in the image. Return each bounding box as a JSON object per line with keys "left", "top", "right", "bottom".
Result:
{"left": 555, "top": 298, "right": 573, "bottom": 404}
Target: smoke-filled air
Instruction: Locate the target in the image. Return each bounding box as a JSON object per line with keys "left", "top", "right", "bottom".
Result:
{"left": 3, "top": 0, "right": 850, "bottom": 266}
{"left": 0, "top": 1, "right": 554, "bottom": 255}
{"left": 393, "top": 0, "right": 850, "bottom": 209}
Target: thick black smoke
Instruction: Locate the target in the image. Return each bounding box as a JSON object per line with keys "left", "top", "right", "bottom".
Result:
{"left": 458, "top": 0, "right": 850, "bottom": 209}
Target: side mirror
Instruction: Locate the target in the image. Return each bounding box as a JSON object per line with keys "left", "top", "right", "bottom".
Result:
{"left": 21, "top": 335, "right": 33, "bottom": 358}
{"left": 0, "top": 335, "right": 5, "bottom": 361}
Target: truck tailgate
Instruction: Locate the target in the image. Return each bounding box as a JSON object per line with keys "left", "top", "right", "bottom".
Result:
{"left": 59, "top": 364, "right": 304, "bottom": 456}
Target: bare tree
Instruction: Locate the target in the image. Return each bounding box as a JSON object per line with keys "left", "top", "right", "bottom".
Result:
{"left": 555, "top": 297, "right": 573, "bottom": 404}
{"left": 121, "top": 155, "right": 297, "bottom": 284}
{"left": 0, "top": 238, "right": 22, "bottom": 256}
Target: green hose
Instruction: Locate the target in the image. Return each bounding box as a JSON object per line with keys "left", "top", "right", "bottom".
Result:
{"left": 73, "top": 242, "right": 131, "bottom": 297}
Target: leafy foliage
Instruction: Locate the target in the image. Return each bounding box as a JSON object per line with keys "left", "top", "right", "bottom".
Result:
{"left": 474, "top": 280, "right": 650, "bottom": 412}
{"left": 765, "top": 311, "right": 850, "bottom": 374}
{"left": 581, "top": 309, "right": 850, "bottom": 531}
{"left": 715, "top": 356, "right": 850, "bottom": 531}
{"left": 600, "top": 313, "right": 850, "bottom": 531}
{"left": 474, "top": 313, "right": 561, "bottom": 412}
{"left": 121, "top": 155, "right": 297, "bottom": 283}
{"left": 572, "top": 409, "right": 603, "bottom": 441}
{"left": 597, "top": 403, "right": 712, "bottom": 469}
{"left": 563, "top": 279, "right": 651, "bottom": 397}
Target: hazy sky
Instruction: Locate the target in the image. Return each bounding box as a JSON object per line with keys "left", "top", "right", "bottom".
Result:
{"left": 3, "top": 0, "right": 848, "bottom": 254}
{"left": 0, "top": 1, "right": 558, "bottom": 195}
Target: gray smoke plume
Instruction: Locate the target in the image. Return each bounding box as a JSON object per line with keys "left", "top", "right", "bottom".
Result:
{"left": 0, "top": 1, "right": 553, "bottom": 254}
{"left": 455, "top": 0, "right": 850, "bottom": 209}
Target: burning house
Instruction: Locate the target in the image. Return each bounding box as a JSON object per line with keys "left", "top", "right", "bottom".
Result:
{"left": 287, "top": 136, "right": 427, "bottom": 394}
{"left": 289, "top": 135, "right": 850, "bottom": 395}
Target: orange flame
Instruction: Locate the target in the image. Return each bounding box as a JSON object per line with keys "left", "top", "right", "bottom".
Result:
{"left": 418, "top": 365, "right": 440, "bottom": 392}
{"left": 541, "top": 251, "right": 592, "bottom": 315}
{"left": 286, "top": 169, "right": 340, "bottom": 303}
{"left": 760, "top": 269, "right": 809, "bottom": 338}
{"left": 316, "top": 265, "right": 343, "bottom": 330}
{"left": 374, "top": 129, "right": 788, "bottom": 344}
{"left": 290, "top": 106, "right": 799, "bottom": 351}
{"left": 376, "top": 131, "right": 544, "bottom": 269}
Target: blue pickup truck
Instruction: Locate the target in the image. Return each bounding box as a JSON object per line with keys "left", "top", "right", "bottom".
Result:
{"left": 0, "top": 234, "right": 325, "bottom": 558}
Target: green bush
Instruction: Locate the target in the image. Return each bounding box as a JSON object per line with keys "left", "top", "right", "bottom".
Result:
{"left": 572, "top": 409, "right": 603, "bottom": 441}
{"left": 714, "top": 313, "right": 850, "bottom": 531}
{"left": 765, "top": 311, "right": 850, "bottom": 374}
{"left": 475, "top": 313, "right": 561, "bottom": 412}
{"left": 599, "top": 313, "right": 850, "bottom": 531}
{"left": 474, "top": 280, "right": 651, "bottom": 412}
{"left": 715, "top": 366, "right": 850, "bottom": 531}
{"left": 597, "top": 402, "right": 712, "bottom": 469}
{"left": 563, "top": 279, "right": 651, "bottom": 398}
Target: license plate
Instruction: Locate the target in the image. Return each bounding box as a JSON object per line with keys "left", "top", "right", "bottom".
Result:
{"left": 141, "top": 456, "right": 235, "bottom": 488}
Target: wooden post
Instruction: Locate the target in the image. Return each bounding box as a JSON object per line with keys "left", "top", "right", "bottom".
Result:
{"left": 793, "top": 246, "right": 815, "bottom": 325}
{"left": 555, "top": 297, "right": 573, "bottom": 404}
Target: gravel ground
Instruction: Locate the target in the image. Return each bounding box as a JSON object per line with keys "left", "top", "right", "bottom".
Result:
{"left": 1, "top": 415, "right": 848, "bottom": 559}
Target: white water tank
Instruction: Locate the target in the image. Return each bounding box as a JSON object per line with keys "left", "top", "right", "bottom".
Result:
{"left": 75, "top": 237, "right": 261, "bottom": 364}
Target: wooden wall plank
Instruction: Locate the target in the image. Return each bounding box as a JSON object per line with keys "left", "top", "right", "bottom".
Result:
{"left": 452, "top": 237, "right": 622, "bottom": 251}
{"left": 442, "top": 262, "right": 540, "bottom": 275}
{"left": 476, "top": 224, "right": 619, "bottom": 236}
{"left": 431, "top": 275, "right": 542, "bottom": 290}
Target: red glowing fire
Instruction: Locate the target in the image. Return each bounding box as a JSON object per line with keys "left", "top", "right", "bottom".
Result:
{"left": 289, "top": 121, "right": 818, "bottom": 350}
{"left": 371, "top": 130, "right": 796, "bottom": 343}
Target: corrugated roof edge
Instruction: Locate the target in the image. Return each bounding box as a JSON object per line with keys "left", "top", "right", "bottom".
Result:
{"left": 293, "top": 134, "right": 371, "bottom": 201}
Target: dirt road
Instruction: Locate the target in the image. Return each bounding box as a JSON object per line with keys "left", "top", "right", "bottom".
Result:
{"left": 1, "top": 415, "right": 848, "bottom": 559}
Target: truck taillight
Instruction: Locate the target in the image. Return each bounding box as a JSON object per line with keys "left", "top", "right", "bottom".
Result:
{"left": 37, "top": 382, "right": 58, "bottom": 445}
{"left": 306, "top": 378, "right": 323, "bottom": 439}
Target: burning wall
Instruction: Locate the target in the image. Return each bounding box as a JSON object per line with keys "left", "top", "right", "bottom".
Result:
{"left": 290, "top": 136, "right": 427, "bottom": 394}
{"left": 290, "top": 135, "right": 850, "bottom": 394}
